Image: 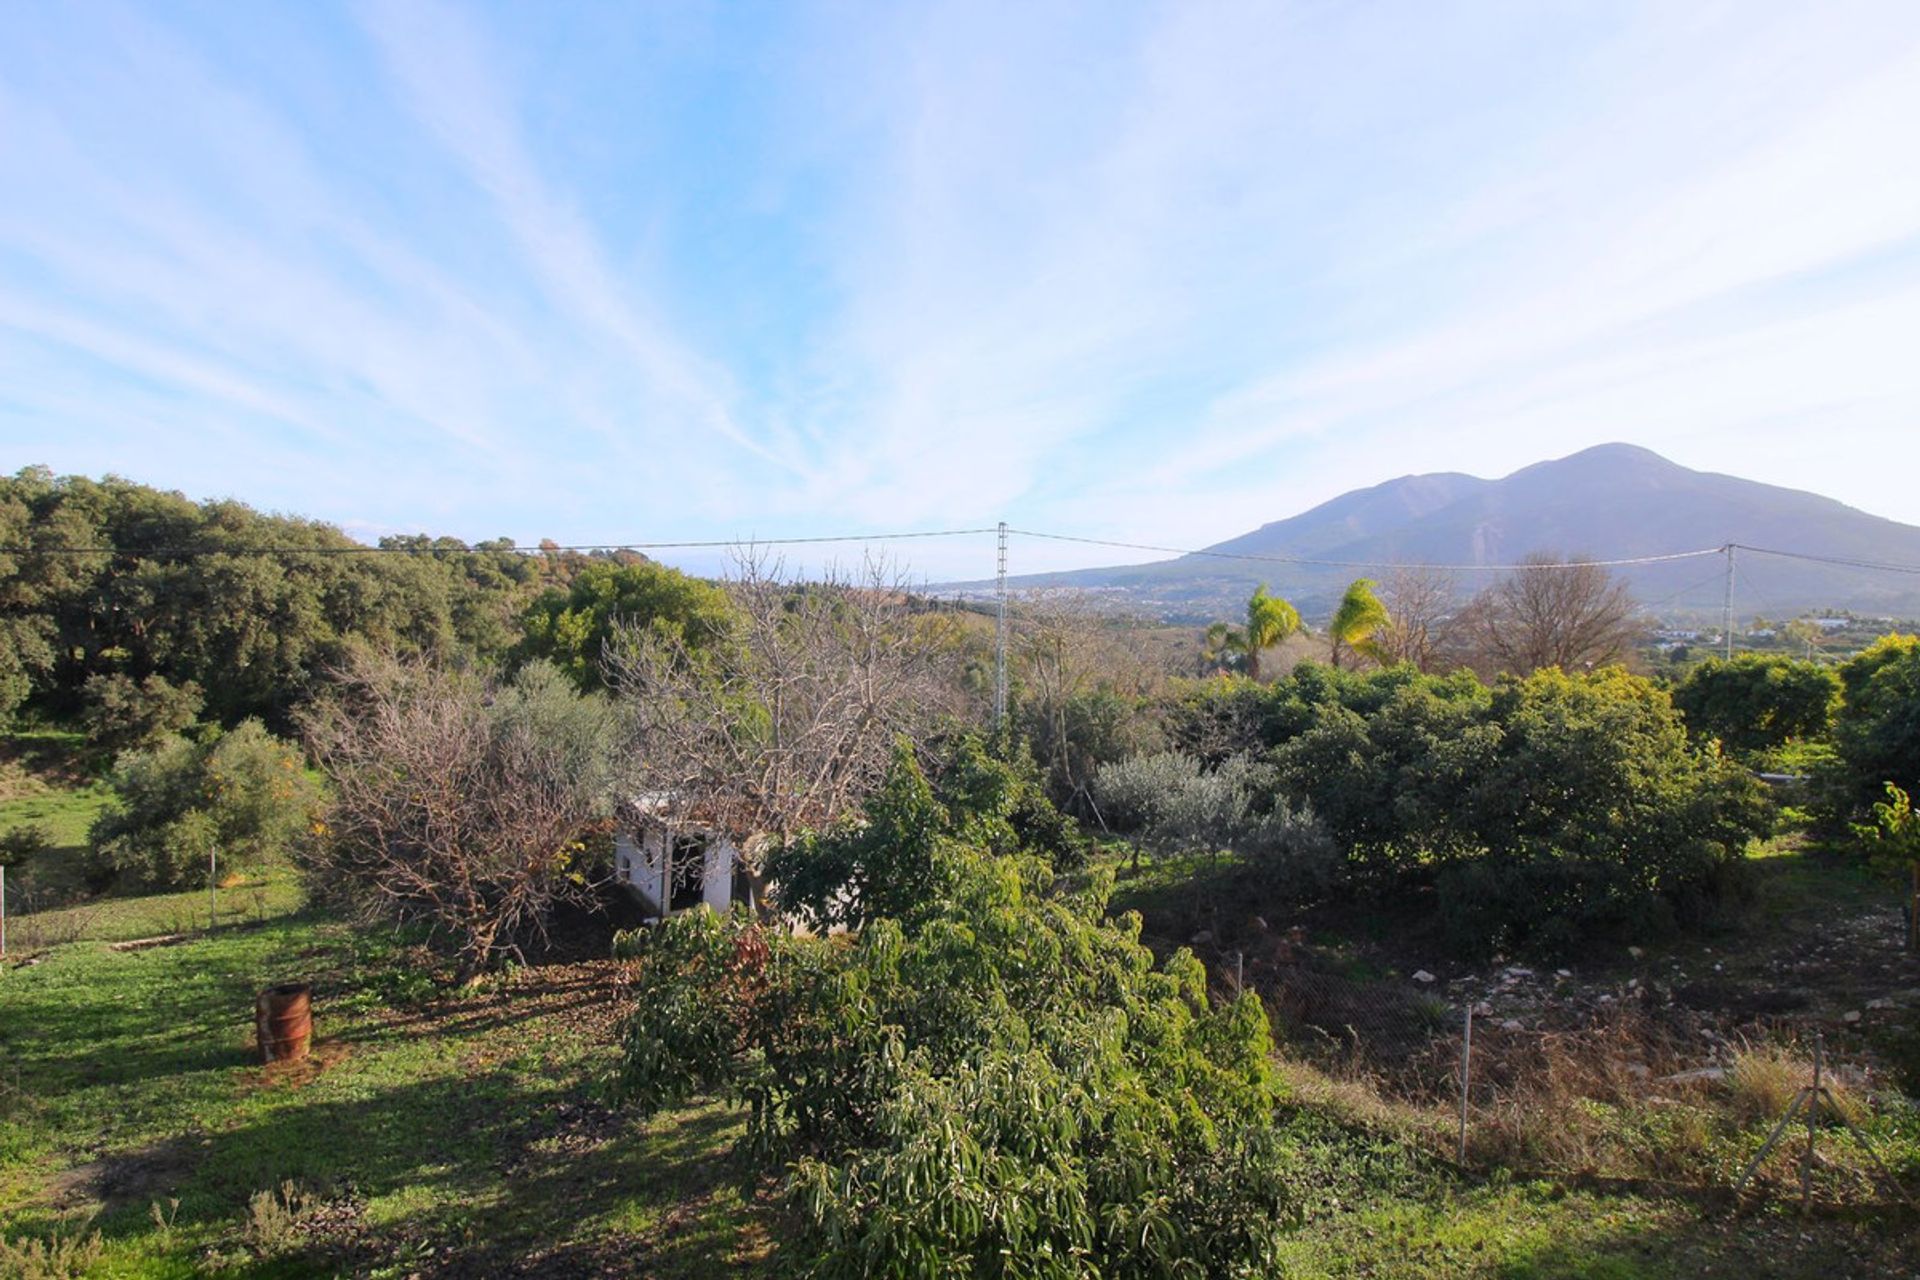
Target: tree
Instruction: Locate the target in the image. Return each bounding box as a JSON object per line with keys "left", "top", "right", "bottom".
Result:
{"left": 86, "top": 721, "right": 321, "bottom": 891}
{"left": 1831, "top": 634, "right": 1920, "bottom": 815}
{"left": 615, "top": 856, "right": 1290, "bottom": 1276}
{"left": 1464, "top": 553, "right": 1641, "bottom": 676}
{"left": 301, "top": 654, "right": 616, "bottom": 981}
{"left": 1274, "top": 666, "right": 1769, "bottom": 954}
{"left": 1782, "top": 617, "right": 1825, "bottom": 661}
{"left": 1328, "top": 577, "right": 1390, "bottom": 669}
{"left": 1859, "top": 782, "right": 1920, "bottom": 951}
{"left": 1204, "top": 584, "right": 1300, "bottom": 683}
{"left": 607, "top": 555, "right": 959, "bottom": 896}
{"left": 1371, "top": 567, "right": 1458, "bottom": 672}
{"left": 79, "top": 673, "right": 204, "bottom": 755}
{"left": 1011, "top": 591, "right": 1165, "bottom": 813}
{"left": 516, "top": 559, "right": 738, "bottom": 692}
{"left": 1670, "top": 654, "right": 1839, "bottom": 756}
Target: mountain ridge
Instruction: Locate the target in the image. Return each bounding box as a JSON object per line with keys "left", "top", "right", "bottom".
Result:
{"left": 983, "top": 444, "right": 1920, "bottom": 622}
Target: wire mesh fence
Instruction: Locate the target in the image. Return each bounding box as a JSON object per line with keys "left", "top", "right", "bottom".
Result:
{"left": 0, "top": 868, "right": 302, "bottom": 956}
{"left": 1206, "top": 933, "right": 1920, "bottom": 1212}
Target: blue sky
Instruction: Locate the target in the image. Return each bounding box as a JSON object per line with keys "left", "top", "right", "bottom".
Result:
{"left": 4, "top": 1, "right": 1920, "bottom": 581}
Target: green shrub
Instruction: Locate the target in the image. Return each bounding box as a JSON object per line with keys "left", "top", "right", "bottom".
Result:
{"left": 1830, "top": 634, "right": 1920, "bottom": 818}
{"left": 1276, "top": 667, "right": 1770, "bottom": 954}
{"left": 0, "top": 822, "right": 51, "bottom": 868}
{"left": 1670, "top": 654, "right": 1837, "bottom": 757}
{"left": 86, "top": 721, "right": 320, "bottom": 890}
{"left": 771, "top": 736, "right": 1091, "bottom": 933}
{"left": 78, "top": 672, "right": 204, "bottom": 756}
{"left": 615, "top": 857, "right": 1291, "bottom": 1276}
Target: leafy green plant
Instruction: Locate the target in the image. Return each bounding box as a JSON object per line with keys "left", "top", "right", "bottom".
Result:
{"left": 1831, "top": 634, "right": 1920, "bottom": 818}
{"left": 0, "top": 822, "right": 51, "bottom": 868}
{"left": 616, "top": 855, "right": 1292, "bottom": 1276}
{"left": 78, "top": 671, "right": 204, "bottom": 756}
{"left": 1857, "top": 781, "right": 1920, "bottom": 950}
{"left": 1328, "top": 578, "right": 1389, "bottom": 670}
{"left": 1275, "top": 666, "right": 1770, "bottom": 954}
{"left": 85, "top": 720, "right": 321, "bottom": 890}
{"left": 1670, "top": 653, "right": 1838, "bottom": 757}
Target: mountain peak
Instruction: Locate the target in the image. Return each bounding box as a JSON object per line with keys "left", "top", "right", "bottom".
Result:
{"left": 998, "top": 444, "right": 1920, "bottom": 620}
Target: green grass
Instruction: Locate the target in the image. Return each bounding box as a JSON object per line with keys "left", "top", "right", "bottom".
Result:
{"left": 3, "top": 860, "right": 1913, "bottom": 1276}
{"left": 1, "top": 729, "right": 113, "bottom": 902}
{"left": 0, "top": 898, "right": 778, "bottom": 1277}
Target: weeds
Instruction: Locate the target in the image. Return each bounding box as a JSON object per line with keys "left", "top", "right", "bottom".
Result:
{"left": 243, "top": 1179, "right": 311, "bottom": 1256}
{"left": 0, "top": 1220, "right": 104, "bottom": 1280}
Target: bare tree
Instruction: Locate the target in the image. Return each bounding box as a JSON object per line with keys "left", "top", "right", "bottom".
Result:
{"left": 606, "top": 553, "right": 961, "bottom": 892}
{"left": 1011, "top": 591, "right": 1166, "bottom": 811}
{"left": 301, "top": 653, "right": 617, "bottom": 982}
{"left": 1465, "top": 553, "right": 1643, "bottom": 675}
{"left": 1371, "top": 567, "right": 1458, "bottom": 672}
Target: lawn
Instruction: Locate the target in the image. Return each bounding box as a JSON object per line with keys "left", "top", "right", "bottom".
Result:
{"left": 1, "top": 729, "right": 113, "bottom": 904}
{"left": 3, "top": 887, "right": 1917, "bottom": 1276}
{"left": 0, "top": 896, "right": 775, "bottom": 1277}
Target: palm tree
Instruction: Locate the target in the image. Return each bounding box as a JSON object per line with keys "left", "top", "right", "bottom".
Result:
{"left": 1329, "top": 578, "right": 1390, "bottom": 669}
{"left": 1207, "top": 584, "right": 1301, "bottom": 682}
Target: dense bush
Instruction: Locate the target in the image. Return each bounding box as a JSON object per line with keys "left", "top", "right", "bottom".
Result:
{"left": 0, "top": 822, "right": 51, "bottom": 868}
{"left": 1831, "top": 634, "right": 1920, "bottom": 817}
{"left": 616, "top": 855, "right": 1291, "bottom": 1277}
{"left": 1670, "top": 654, "right": 1838, "bottom": 756}
{"left": 79, "top": 671, "right": 204, "bottom": 755}
{"left": 1092, "top": 750, "right": 1336, "bottom": 889}
{"left": 1274, "top": 667, "right": 1770, "bottom": 954}
{"left": 86, "top": 721, "right": 321, "bottom": 890}
{"left": 770, "top": 736, "right": 1089, "bottom": 933}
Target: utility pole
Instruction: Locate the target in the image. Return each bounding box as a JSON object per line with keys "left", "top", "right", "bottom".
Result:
{"left": 994, "top": 521, "right": 1008, "bottom": 728}
{"left": 1722, "top": 543, "right": 1736, "bottom": 660}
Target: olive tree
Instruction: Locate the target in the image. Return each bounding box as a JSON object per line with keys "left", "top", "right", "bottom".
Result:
{"left": 301, "top": 653, "right": 616, "bottom": 981}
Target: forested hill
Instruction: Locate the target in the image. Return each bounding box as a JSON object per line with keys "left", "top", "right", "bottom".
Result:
{"left": 994, "top": 444, "right": 1920, "bottom": 621}
{"left": 0, "top": 467, "right": 643, "bottom": 726}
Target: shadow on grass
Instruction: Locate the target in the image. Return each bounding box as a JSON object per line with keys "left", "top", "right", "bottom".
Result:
{"left": 81, "top": 1072, "right": 767, "bottom": 1277}
{"left": 0, "top": 911, "right": 369, "bottom": 1093}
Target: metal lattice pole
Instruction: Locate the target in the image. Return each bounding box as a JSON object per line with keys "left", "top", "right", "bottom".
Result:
{"left": 994, "top": 521, "right": 1008, "bottom": 727}
{"left": 1722, "top": 544, "right": 1736, "bottom": 660}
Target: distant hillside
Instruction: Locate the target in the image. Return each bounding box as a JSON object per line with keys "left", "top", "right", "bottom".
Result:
{"left": 983, "top": 444, "right": 1920, "bottom": 623}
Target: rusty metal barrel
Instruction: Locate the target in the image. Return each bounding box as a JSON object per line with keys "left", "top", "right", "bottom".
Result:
{"left": 256, "top": 982, "right": 312, "bottom": 1063}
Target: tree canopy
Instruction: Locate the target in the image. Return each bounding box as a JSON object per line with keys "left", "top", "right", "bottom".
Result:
{"left": 0, "top": 467, "right": 577, "bottom": 727}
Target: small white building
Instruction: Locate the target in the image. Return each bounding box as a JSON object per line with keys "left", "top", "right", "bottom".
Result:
{"left": 612, "top": 797, "right": 765, "bottom": 917}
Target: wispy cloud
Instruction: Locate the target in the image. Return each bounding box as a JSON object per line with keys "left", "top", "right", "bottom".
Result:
{"left": 1, "top": 1, "right": 1918, "bottom": 578}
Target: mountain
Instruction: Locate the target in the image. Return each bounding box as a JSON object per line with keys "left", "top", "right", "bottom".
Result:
{"left": 986, "top": 444, "right": 1920, "bottom": 623}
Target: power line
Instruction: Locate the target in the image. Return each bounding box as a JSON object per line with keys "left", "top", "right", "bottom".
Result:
{"left": 5, "top": 522, "right": 1920, "bottom": 579}
{"left": 1730, "top": 543, "right": 1920, "bottom": 576}
{"left": 1004, "top": 528, "right": 1729, "bottom": 572}
{"left": 0, "top": 527, "right": 1001, "bottom": 557}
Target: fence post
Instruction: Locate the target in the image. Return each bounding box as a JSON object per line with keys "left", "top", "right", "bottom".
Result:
{"left": 1457, "top": 1003, "right": 1473, "bottom": 1166}
{"left": 1803, "top": 1031, "right": 1823, "bottom": 1210}
{"left": 209, "top": 845, "right": 218, "bottom": 933}
{"left": 1, "top": 861, "right": 7, "bottom": 957}
{"left": 1235, "top": 950, "right": 1244, "bottom": 994}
